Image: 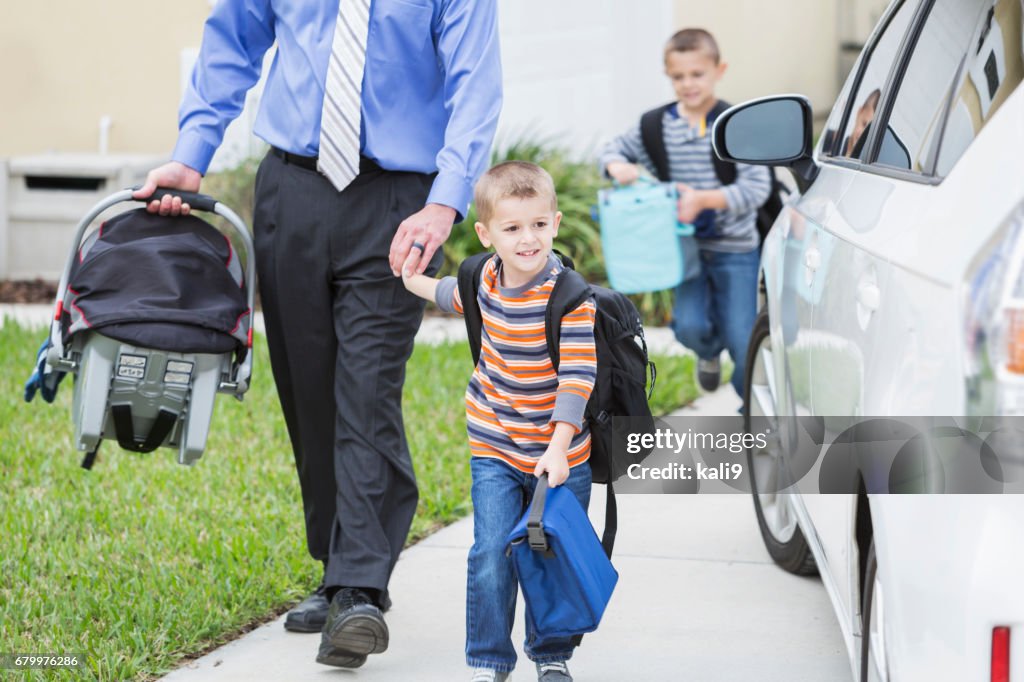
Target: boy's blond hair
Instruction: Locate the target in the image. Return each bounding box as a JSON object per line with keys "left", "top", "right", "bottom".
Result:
{"left": 473, "top": 161, "right": 558, "bottom": 225}
{"left": 664, "top": 28, "right": 720, "bottom": 64}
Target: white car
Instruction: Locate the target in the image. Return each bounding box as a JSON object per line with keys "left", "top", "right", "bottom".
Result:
{"left": 713, "top": 0, "right": 1024, "bottom": 680}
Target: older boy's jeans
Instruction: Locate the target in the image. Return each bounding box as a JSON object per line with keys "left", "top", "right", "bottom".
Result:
{"left": 466, "top": 457, "right": 593, "bottom": 672}
{"left": 671, "top": 246, "right": 759, "bottom": 397}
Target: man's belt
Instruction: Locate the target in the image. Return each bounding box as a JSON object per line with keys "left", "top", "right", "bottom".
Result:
{"left": 271, "top": 146, "right": 319, "bottom": 172}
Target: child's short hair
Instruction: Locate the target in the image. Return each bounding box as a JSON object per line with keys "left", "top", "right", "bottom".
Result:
{"left": 664, "top": 28, "right": 720, "bottom": 64}
{"left": 474, "top": 161, "right": 558, "bottom": 224}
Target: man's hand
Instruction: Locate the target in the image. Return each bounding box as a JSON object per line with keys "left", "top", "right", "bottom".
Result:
{"left": 606, "top": 161, "right": 640, "bottom": 186}
{"left": 677, "top": 182, "right": 704, "bottom": 224}
{"left": 534, "top": 445, "right": 570, "bottom": 487}
{"left": 389, "top": 203, "right": 457, "bottom": 277}
{"left": 133, "top": 161, "right": 203, "bottom": 216}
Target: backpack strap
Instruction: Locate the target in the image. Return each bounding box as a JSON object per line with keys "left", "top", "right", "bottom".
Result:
{"left": 641, "top": 99, "right": 736, "bottom": 186}
{"left": 706, "top": 99, "right": 737, "bottom": 186}
{"left": 570, "top": 478, "right": 617, "bottom": 649}
{"left": 544, "top": 267, "right": 591, "bottom": 371}
{"left": 543, "top": 261, "right": 617, "bottom": 563}
{"left": 457, "top": 252, "right": 494, "bottom": 366}
{"left": 639, "top": 102, "right": 676, "bottom": 182}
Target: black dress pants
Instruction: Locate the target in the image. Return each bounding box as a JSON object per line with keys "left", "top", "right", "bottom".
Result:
{"left": 253, "top": 149, "right": 441, "bottom": 592}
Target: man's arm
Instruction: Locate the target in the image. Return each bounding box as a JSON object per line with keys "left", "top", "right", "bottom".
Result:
{"left": 389, "top": 0, "right": 502, "bottom": 277}
{"left": 134, "top": 0, "right": 276, "bottom": 215}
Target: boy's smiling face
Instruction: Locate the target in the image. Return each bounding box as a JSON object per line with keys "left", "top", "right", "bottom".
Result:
{"left": 475, "top": 195, "right": 561, "bottom": 286}
{"left": 665, "top": 48, "right": 727, "bottom": 114}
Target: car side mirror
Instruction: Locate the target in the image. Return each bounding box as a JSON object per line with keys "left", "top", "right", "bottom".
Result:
{"left": 712, "top": 95, "right": 818, "bottom": 192}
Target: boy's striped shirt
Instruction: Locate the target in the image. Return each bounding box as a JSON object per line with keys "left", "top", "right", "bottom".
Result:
{"left": 436, "top": 255, "right": 597, "bottom": 472}
{"left": 599, "top": 102, "right": 772, "bottom": 253}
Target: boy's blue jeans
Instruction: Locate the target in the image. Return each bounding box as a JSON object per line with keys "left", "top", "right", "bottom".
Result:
{"left": 466, "top": 456, "right": 593, "bottom": 672}
{"left": 671, "top": 246, "right": 760, "bottom": 397}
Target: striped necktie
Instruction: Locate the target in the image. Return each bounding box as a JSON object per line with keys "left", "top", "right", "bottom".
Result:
{"left": 318, "top": 0, "right": 371, "bottom": 192}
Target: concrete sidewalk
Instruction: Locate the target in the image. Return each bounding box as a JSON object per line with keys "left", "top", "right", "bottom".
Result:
{"left": 161, "top": 387, "right": 849, "bottom": 682}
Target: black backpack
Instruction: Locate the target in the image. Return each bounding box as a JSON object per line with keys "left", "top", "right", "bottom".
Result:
{"left": 457, "top": 252, "right": 656, "bottom": 559}
{"left": 639, "top": 99, "right": 786, "bottom": 244}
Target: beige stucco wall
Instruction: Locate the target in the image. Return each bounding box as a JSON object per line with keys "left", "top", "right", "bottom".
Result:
{"left": 672, "top": 0, "right": 842, "bottom": 117}
{"left": 1, "top": 1, "right": 211, "bottom": 157}
{"left": 2, "top": 1, "right": 890, "bottom": 158}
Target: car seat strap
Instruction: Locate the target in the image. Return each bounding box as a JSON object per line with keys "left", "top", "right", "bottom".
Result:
{"left": 111, "top": 404, "right": 178, "bottom": 454}
{"left": 80, "top": 443, "right": 101, "bottom": 470}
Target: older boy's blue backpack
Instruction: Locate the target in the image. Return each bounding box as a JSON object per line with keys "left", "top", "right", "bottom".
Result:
{"left": 457, "top": 252, "right": 657, "bottom": 559}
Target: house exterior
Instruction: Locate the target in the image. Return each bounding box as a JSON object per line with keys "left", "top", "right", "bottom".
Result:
{"left": 2, "top": 0, "right": 888, "bottom": 164}
{"left": 0, "top": 0, "right": 888, "bottom": 278}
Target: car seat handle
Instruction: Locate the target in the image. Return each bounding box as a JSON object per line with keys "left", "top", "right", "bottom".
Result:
{"left": 132, "top": 186, "right": 218, "bottom": 213}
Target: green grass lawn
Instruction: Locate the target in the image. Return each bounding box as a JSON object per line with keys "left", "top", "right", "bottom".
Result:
{"left": 0, "top": 323, "right": 695, "bottom": 680}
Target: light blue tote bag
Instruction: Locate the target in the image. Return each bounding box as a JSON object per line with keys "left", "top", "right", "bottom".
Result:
{"left": 598, "top": 178, "right": 700, "bottom": 294}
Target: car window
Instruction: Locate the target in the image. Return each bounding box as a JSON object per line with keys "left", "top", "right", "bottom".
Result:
{"left": 818, "top": 58, "right": 857, "bottom": 157}
{"left": 875, "top": 0, "right": 1022, "bottom": 174}
{"left": 832, "top": 0, "right": 921, "bottom": 161}
{"left": 933, "top": 0, "right": 1024, "bottom": 176}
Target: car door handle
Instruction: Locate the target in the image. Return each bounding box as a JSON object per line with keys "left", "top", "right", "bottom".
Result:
{"left": 857, "top": 282, "right": 880, "bottom": 311}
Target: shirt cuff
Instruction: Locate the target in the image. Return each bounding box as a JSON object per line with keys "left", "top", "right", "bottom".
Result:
{"left": 551, "top": 392, "right": 587, "bottom": 432}
{"left": 171, "top": 131, "right": 218, "bottom": 176}
{"left": 435, "top": 276, "right": 459, "bottom": 314}
{"left": 427, "top": 171, "right": 474, "bottom": 223}
{"left": 599, "top": 153, "right": 630, "bottom": 179}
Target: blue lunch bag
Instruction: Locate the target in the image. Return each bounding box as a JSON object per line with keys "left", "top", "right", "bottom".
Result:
{"left": 597, "top": 178, "right": 700, "bottom": 294}
{"left": 505, "top": 474, "right": 618, "bottom": 639}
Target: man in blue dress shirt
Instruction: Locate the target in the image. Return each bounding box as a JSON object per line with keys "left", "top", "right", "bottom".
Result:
{"left": 135, "top": 0, "right": 501, "bottom": 669}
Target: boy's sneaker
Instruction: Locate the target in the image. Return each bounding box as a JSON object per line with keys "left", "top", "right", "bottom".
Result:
{"left": 536, "top": 660, "right": 572, "bottom": 681}
{"left": 471, "top": 668, "right": 510, "bottom": 682}
{"left": 696, "top": 356, "right": 721, "bottom": 392}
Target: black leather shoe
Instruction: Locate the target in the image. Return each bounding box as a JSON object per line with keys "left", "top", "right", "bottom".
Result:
{"left": 318, "top": 588, "right": 389, "bottom": 661}
{"left": 284, "top": 583, "right": 329, "bottom": 633}
{"left": 315, "top": 639, "right": 368, "bottom": 668}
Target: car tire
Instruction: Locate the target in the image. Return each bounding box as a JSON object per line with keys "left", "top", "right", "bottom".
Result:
{"left": 860, "top": 542, "right": 889, "bottom": 682}
{"left": 744, "top": 308, "right": 817, "bottom": 576}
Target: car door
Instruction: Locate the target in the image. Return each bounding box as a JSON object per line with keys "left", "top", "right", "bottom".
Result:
{"left": 861, "top": 0, "right": 1024, "bottom": 417}
{"left": 796, "top": 0, "right": 924, "bottom": 642}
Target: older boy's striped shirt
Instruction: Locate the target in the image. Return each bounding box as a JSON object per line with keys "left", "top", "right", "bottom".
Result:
{"left": 599, "top": 102, "right": 771, "bottom": 253}
{"left": 435, "top": 255, "right": 597, "bottom": 472}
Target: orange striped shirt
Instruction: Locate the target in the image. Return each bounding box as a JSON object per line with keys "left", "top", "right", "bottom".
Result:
{"left": 437, "top": 255, "right": 597, "bottom": 472}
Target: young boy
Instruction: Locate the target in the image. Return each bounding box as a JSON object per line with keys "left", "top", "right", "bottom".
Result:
{"left": 402, "top": 161, "right": 596, "bottom": 682}
{"left": 599, "top": 28, "right": 771, "bottom": 398}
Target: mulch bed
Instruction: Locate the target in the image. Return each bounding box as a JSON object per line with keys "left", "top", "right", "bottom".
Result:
{"left": 0, "top": 279, "right": 58, "bottom": 304}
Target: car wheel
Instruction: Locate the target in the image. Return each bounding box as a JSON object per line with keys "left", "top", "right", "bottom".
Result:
{"left": 744, "top": 308, "right": 817, "bottom": 575}
{"left": 861, "top": 542, "right": 890, "bottom": 682}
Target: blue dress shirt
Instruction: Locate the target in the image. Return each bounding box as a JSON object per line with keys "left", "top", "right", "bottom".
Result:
{"left": 172, "top": 0, "right": 502, "bottom": 218}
